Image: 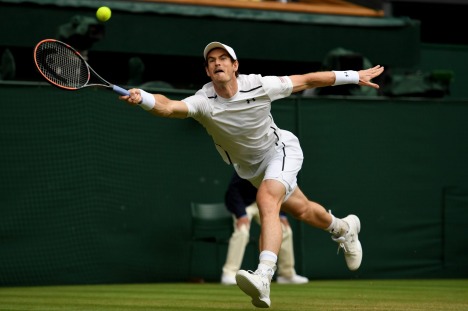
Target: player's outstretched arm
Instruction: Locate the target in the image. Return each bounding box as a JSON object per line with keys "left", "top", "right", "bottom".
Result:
{"left": 289, "top": 65, "right": 384, "bottom": 93}
{"left": 119, "top": 88, "right": 188, "bottom": 119}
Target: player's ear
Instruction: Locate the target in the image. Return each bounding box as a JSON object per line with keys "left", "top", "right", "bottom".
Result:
{"left": 205, "top": 66, "right": 210, "bottom": 77}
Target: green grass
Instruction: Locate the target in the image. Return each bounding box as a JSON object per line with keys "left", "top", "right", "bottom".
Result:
{"left": 0, "top": 280, "right": 467, "bottom": 311}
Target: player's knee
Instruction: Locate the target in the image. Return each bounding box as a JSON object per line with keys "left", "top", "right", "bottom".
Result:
{"left": 288, "top": 206, "right": 308, "bottom": 221}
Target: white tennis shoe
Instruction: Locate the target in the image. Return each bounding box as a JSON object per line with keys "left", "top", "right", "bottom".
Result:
{"left": 236, "top": 269, "right": 273, "bottom": 308}
{"left": 332, "top": 214, "right": 362, "bottom": 271}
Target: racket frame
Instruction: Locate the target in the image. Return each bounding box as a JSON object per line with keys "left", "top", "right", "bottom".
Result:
{"left": 33, "top": 39, "right": 129, "bottom": 96}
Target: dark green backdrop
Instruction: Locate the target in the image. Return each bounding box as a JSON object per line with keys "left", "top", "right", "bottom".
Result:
{"left": 1, "top": 83, "right": 467, "bottom": 286}
{"left": 0, "top": 0, "right": 467, "bottom": 286}
{"left": 0, "top": 0, "right": 420, "bottom": 66}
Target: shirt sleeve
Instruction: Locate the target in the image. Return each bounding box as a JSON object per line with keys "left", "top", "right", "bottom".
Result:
{"left": 260, "top": 75, "right": 293, "bottom": 101}
{"left": 182, "top": 95, "right": 201, "bottom": 118}
{"left": 182, "top": 90, "right": 211, "bottom": 118}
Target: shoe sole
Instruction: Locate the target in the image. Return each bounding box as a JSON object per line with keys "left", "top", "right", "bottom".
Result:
{"left": 236, "top": 272, "right": 271, "bottom": 308}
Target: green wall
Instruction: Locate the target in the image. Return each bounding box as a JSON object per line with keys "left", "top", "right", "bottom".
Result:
{"left": 0, "top": 83, "right": 467, "bottom": 285}
{"left": 419, "top": 44, "right": 468, "bottom": 100}
{"left": 0, "top": 0, "right": 420, "bottom": 67}
{"left": 296, "top": 97, "right": 468, "bottom": 279}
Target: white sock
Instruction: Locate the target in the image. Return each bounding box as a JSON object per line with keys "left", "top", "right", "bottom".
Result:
{"left": 326, "top": 213, "right": 349, "bottom": 237}
{"left": 259, "top": 250, "right": 277, "bottom": 264}
{"left": 258, "top": 250, "right": 277, "bottom": 280}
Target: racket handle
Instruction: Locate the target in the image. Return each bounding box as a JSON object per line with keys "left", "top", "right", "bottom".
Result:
{"left": 112, "top": 85, "right": 130, "bottom": 96}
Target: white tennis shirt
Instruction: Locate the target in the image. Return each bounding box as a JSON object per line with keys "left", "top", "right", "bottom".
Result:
{"left": 183, "top": 74, "right": 293, "bottom": 167}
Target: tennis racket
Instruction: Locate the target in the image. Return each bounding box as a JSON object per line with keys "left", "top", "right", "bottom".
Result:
{"left": 33, "top": 39, "right": 129, "bottom": 96}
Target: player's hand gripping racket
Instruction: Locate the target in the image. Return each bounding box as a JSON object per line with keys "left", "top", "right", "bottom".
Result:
{"left": 33, "top": 39, "right": 129, "bottom": 96}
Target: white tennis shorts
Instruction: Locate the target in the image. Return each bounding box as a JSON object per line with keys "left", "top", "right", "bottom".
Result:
{"left": 235, "top": 130, "right": 304, "bottom": 201}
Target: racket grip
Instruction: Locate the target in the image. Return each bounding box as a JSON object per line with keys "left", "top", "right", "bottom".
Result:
{"left": 112, "top": 85, "right": 130, "bottom": 96}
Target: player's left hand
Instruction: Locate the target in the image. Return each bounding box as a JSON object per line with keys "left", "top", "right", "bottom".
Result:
{"left": 358, "top": 65, "right": 384, "bottom": 89}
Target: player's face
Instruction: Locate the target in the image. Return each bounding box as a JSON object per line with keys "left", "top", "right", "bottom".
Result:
{"left": 205, "top": 48, "right": 238, "bottom": 83}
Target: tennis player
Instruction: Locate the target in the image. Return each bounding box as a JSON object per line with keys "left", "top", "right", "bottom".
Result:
{"left": 119, "top": 41, "right": 384, "bottom": 308}
{"left": 221, "top": 171, "right": 308, "bottom": 285}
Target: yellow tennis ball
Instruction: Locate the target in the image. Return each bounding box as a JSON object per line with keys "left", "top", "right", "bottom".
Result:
{"left": 96, "top": 6, "right": 112, "bottom": 22}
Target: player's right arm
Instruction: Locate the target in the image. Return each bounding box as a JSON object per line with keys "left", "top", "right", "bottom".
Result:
{"left": 119, "top": 88, "right": 189, "bottom": 119}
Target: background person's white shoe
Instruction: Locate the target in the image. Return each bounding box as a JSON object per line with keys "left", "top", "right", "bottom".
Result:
{"left": 221, "top": 273, "right": 236, "bottom": 285}
{"left": 236, "top": 269, "right": 272, "bottom": 308}
{"left": 276, "top": 274, "right": 309, "bottom": 284}
{"left": 332, "top": 214, "right": 362, "bottom": 271}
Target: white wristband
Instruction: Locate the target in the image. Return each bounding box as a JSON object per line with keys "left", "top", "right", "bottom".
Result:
{"left": 138, "top": 89, "right": 156, "bottom": 111}
{"left": 332, "top": 70, "right": 359, "bottom": 86}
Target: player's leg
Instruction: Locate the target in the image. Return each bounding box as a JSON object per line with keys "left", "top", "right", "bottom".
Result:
{"left": 282, "top": 187, "right": 362, "bottom": 271}
{"left": 236, "top": 130, "right": 303, "bottom": 308}
{"left": 236, "top": 179, "right": 285, "bottom": 308}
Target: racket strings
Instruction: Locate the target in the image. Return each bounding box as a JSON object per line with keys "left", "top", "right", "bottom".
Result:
{"left": 35, "top": 41, "right": 89, "bottom": 89}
